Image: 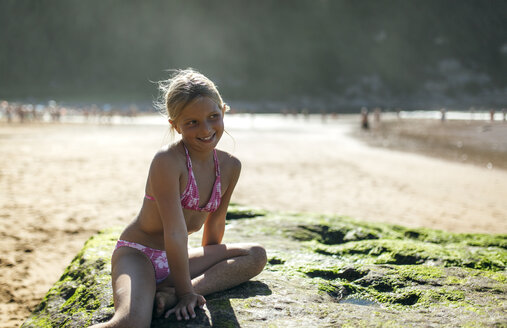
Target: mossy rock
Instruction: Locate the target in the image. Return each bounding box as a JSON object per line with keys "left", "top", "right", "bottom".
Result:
{"left": 23, "top": 208, "right": 507, "bottom": 327}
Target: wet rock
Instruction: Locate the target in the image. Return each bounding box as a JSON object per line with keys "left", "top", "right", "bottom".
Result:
{"left": 22, "top": 208, "right": 507, "bottom": 327}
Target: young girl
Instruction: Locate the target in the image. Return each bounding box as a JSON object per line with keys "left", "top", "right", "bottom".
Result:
{"left": 92, "top": 69, "right": 267, "bottom": 327}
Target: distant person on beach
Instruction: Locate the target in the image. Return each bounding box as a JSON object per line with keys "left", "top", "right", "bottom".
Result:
{"left": 490, "top": 108, "right": 495, "bottom": 122}
{"left": 440, "top": 108, "right": 446, "bottom": 122}
{"left": 361, "top": 107, "right": 369, "bottom": 129}
{"left": 91, "top": 69, "right": 266, "bottom": 327}
{"left": 0, "top": 100, "right": 10, "bottom": 122}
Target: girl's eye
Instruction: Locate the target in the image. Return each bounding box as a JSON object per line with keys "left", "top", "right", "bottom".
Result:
{"left": 186, "top": 120, "right": 197, "bottom": 126}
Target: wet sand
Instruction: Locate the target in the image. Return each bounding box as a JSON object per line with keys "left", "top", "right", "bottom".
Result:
{"left": 354, "top": 117, "right": 507, "bottom": 170}
{"left": 1, "top": 114, "right": 506, "bottom": 327}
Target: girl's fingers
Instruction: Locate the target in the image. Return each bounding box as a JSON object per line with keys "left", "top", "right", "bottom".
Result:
{"left": 164, "top": 295, "right": 206, "bottom": 320}
{"left": 180, "top": 307, "right": 189, "bottom": 320}
{"left": 175, "top": 308, "right": 182, "bottom": 321}
{"left": 187, "top": 303, "right": 196, "bottom": 318}
{"left": 164, "top": 307, "right": 175, "bottom": 319}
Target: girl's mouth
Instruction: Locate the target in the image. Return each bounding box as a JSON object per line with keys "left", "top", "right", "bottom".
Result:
{"left": 198, "top": 133, "right": 215, "bottom": 142}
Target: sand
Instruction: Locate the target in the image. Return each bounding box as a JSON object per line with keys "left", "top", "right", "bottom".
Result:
{"left": 1, "top": 114, "right": 506, "bottom": 327}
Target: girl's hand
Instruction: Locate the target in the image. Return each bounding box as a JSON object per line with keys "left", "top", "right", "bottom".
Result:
{"left": 164, "top": 292, "right": 206, "bottom": 320}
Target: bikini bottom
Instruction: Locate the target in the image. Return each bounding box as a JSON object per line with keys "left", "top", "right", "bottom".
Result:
{"left": 115, "top": 239, "right": 170, "bottom": 283}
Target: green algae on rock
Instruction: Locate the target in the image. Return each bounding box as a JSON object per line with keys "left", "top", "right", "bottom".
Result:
{"left": 22, "top": 228, "right": 119, "bottom": 328}
{"left": 23, "top": 207, "right": 507, "bottom": 327}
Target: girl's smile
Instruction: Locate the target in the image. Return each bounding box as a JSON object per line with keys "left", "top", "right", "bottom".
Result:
{"left": 197, "top": 132, "right": 216, "bottom": 143}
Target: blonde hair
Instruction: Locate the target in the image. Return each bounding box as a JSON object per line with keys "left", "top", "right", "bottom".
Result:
{"left": 155, "top": 68, "right": 229, "bottom": 130}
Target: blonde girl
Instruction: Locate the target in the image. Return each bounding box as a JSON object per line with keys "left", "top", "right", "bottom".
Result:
{"left": 92, "top": 69, "right": 266, "bottom": 327}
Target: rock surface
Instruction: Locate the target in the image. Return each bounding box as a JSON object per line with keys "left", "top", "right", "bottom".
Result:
{"left": 22, "top": 205, "right": 506, "bottom": 327}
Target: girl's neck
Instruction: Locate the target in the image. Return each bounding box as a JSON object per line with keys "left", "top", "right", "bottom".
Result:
{"left": 181, "top": 141, "right": 214, "bottom": 164}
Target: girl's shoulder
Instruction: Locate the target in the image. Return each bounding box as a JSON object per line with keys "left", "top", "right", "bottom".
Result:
{"left": 150, "top": 144, "right": 186, "bottom": 173}
{"left": 216, "top": 149, "right": 241, "bottom": 173}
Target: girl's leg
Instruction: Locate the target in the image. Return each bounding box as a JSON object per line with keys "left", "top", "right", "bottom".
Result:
{"left": 189, "top": 243, "right": 267, "bottom": 295}
{"left": 90, "top": 247, "right": 156, "bottom": 328}
{"left": 155, "top": 243, "right": 266, "bottom": 316}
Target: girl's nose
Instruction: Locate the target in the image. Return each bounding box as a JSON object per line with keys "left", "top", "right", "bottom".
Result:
{"left": 201, "top": 121, "right": 211, "bottom": 133}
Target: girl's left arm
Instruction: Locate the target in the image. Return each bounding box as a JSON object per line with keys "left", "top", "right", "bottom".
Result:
{"left": 202, "top": 157, "right": 241, "bottom": 246}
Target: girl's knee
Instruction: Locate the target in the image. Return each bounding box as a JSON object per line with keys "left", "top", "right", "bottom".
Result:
{"left": 246, "top": 243, "right": 267, "bottom": 274}
{"left": 224, "top": 242, "right": 267, "bottom": 275}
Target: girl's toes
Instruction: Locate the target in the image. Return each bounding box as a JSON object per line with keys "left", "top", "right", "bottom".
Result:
{"left": 154, "top": 290, "right": 178, "bottom": 317}
{"left": 154, "top": 293, "right": 166, "bottom": 317}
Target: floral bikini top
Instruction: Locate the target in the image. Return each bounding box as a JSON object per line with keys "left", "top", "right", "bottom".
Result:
{"left": 145, "top": 144, "right": 222, "bottom": 212}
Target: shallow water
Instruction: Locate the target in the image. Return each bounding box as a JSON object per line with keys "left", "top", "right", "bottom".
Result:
{"left": 340, "top": 296, "right": 380, "bottom": 307}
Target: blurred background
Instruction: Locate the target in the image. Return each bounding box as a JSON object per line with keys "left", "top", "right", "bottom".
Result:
{"left": 2, "top": 3, "right": 507, "bottom": 327}
{"left": 1, "top": 0, "right": 506, "bottom": 112}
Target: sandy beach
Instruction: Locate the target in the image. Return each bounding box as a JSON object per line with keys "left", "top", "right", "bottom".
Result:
{"left": 1, "top": 114, "right": 506, "bottom": 327}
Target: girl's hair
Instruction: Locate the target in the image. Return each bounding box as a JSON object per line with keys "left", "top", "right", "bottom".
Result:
{"left": 155, "top": 68, "right": 229, "bottom": 131}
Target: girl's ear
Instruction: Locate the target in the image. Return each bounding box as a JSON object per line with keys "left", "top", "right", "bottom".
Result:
{"left": 222, "top": 103, "right": 229, "bottom": 114}
{"left": 169, "top": 119, "right": 182, "bottom": 134}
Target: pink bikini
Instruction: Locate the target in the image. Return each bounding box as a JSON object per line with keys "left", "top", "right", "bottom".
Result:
{"left": 144, "top": 144, "right": 221, "bottom": 212}
{"left": 115, "top": 240, "right": 170, "bottom": 283}
{"left": 115, "top": 144, "right": 222, "bottom": 283}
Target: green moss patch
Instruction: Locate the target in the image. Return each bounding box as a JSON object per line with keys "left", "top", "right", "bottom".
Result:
{"left": 310, "top": 238, "right": 505, "bottom": 270}
{"left": 22, "top": 228, "right": 119, "bottom": 327}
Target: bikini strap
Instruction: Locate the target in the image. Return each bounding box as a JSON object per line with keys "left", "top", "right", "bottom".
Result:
{"left": 213, "top": 149, "right": 220, "bottom": 177}
{"left": 182, "top": 144, "right": 192, "bottom": 169}
{"left": 183, "top": 143, "right": 219, "bottom": 177}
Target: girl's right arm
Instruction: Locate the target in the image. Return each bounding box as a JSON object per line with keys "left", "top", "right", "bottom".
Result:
{"left": 149, "top": 152, "right": 205, "bottom": 320}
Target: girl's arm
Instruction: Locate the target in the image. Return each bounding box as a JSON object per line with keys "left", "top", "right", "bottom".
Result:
{"left": 202, "top": 157, "right": 241, "bottom": 246}
{"left": 149, "top": 153, "right": 204, "bottom": 318}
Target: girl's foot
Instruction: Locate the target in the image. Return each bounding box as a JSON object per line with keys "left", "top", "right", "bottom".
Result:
{"left": 154, "top": 287, "right": 178, "bottom": 317}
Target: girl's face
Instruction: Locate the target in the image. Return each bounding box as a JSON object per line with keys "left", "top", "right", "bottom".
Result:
{"left": 172, "top": 97, "right": 225, "bottom": 151}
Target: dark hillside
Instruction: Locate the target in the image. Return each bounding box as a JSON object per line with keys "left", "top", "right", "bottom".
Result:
{"left": 1, "top": 0, "right": 506, "bottom": 110}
